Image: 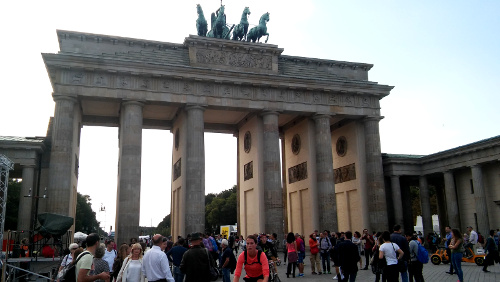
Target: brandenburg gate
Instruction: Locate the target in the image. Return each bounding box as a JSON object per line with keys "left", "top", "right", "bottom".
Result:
{"left": 42, "top": 30, "right": 393, "bottom": 243}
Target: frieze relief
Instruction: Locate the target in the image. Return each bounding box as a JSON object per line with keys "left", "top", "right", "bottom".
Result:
{"left": 173, "top": 158, "right": 181, "bottom": 181}
{"left": 244, "top": 161, "right": 253, "bottom": 181}
{"left": 334, "top": 163, "right": 356, "bottom": 184}
{"left": 288, "top": 162, "right": 308, "bottom": 184}
{"left": 196, "top": 49, "right": 272, "bottom": 70}
{"left": 93, "top": 74, "right": 107, "bottom": 86}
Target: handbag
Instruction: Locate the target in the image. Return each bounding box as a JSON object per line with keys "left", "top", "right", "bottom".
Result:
{"left": 287, "top": 251, "right": 298, "bottom": 263}
{"left": 206, "top": 249, "right": 219, "bottom": 281}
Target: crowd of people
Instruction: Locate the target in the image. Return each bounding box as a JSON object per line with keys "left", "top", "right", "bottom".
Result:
{"left": 55, "top": 226, "right": 500, "bottom": 282}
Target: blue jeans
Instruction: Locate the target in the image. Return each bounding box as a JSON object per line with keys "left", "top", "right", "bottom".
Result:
{"left": 222, "top": 268, "right": 231, "bottom": 282}
{"left": 451, "top": 252, "right": 463, "bottom": 282}
{"left": 320, "top": 252, "right": 330, "bottom": 272}
{"left": 173, "top": 265, "right": 184, "bottom": 282}
{"left": 400, "top": 261, "right": 408, "bottom": 282}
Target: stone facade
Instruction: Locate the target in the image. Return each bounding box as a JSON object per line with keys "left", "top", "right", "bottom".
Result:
{"left": 383, "top": 136, "right": 500, "bottom": 237}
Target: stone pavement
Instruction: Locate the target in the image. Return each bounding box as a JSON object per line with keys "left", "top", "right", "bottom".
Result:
{"left": 235, "top": 256, "right": 499, "bottom": 282}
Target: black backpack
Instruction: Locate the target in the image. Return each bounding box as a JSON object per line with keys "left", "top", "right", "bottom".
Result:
{"left": 60, "top": 251, "right": 91, "bottom": 282}
{"left": 244, "top": 250, "right": 262, "bottom": 265}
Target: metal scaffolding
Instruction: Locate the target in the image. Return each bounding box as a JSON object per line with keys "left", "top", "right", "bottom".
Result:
{"left": 0, "top": 154, "right": 14, "bottom": 255}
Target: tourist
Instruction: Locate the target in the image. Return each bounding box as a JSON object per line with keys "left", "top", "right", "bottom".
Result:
{"left": 180, "top": 232, "right": 211, "bottom": 282}
{"left": 371, "top": 236, "right": 383, "bottom": 282}
{"left": 390, "top": 225, "right": 410, "bottom": 282}
{"left": 220, "top": 239, "right": 236, "bottom": 282}
{"left": 407, "top": 233, "right": 424, "bottom": 282}
{"left": 285, "top": 232, "right": 298, "bottom": 278}
{"left": 102, "top": 240, "right": 116, "bottom": 277}
{"left": 258, "top": 234, "right": 279, "bottom": 274}
{"left": 483, "top": 230, "right": 499, "bottom": 272}
{"left": 116, "top": 243, "right": 145, "bottom": 282}
{"left": 466, "top": 226, "right": 478, "bottom": 256}
{"left": 442, "top": 226, "right": 454, "bottom": 275}
{"left": 319, "top": 231, "right": 332, "bottom": 275}
{"left": 295, "top": 233, "right": 305, "bottom": 277}
{"left": 379, "top": 231, "right": 404, "bottom": 282}
{"left": 166, "top": 237, "right": 188, "bottom": 282}
{"left": 112, "top": 244, "right": 130, "bottom": 281}
{"left": 233, "top": 234, "right": 269, "bottom": 282}
{"left": 142, "top": 234, "right": 174, "bottom": 282}
{"left": 449, "top": 228, "right": 464, "bottom": 282}
{"left": 308, "top": 233, "right": 321, "bottom": 275}
{"left": 56, "top": 243, "right": 79, "bottom": 281}
{"left": 76, "top": 233, "right": 110, "bottom": 281}
{"left": 92, "top": 244, "right": 110, "bottom": 282}
{"left": 336, "top": 231, "right": 361, "bottom": 281}
{"left": 352, "top": 231, "right": 364, "bottom": 269}
{"left": 361, "top": 229, "right": 375, "bottom": 270}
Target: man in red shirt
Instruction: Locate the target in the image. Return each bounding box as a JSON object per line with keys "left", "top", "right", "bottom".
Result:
{"left": 295, "top": 233, "right": 305, "bottom": 277}
{"left": 361, "top": 229, "right": 375, "bottom": 270}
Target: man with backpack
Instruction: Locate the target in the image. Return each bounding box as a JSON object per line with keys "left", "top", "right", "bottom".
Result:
{"left": 220, "top": 239, "right": 236, "bottom": 282}
{"left": 75, "top": 233, "right": 110, "bottom": 282}
{"left": 407, "top": 232, "right": 427, "bottom": 282}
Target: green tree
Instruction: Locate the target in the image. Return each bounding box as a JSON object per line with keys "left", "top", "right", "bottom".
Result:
{"left": 156, "top": 214, "right": 171, "bottom": 236}
{"left": 410, "top": 185, "right": 438, "bottom": 225}
{"left": 157, "top": 185, "right": 237, "bottom": 236}
{"left": 75, "top": 193, "right": 105, "bottom": 235}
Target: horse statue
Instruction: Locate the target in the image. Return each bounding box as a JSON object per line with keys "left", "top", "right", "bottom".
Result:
{"left": 208, "top": 5, "right": 227, "bottom": 39}
{"left": 232, "top": 7, "right": 251, "bottom": 41}
{"left": 247, "top": 12, "right": 270, "bottom": 43}
{"left": 196, "top": 4, "right": 208, "bottom": 37}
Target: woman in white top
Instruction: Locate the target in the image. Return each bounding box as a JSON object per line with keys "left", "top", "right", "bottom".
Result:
{"left": 378, "top": 231, "right": 404, "bottom": 282}
{"left": 352, "top": 231, "right": 364, "bottom": 269}
{"left": 117, "top": 243, "right": 146, "bottom": 282}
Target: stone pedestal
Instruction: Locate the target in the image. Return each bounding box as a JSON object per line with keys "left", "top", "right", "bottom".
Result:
{"left": 47, "top": 96, "right": 80, "bottom": 218}
{"left": 443, "top": 171, "right": 460, "bottom": 228}
{"left": 313, "top": 115, "right": 337, "bottom": 231}
{"left": 471, "top": 165, "right": 490, "bottom": 235}
{"left": 363, "top": 117, "right": 388, "bottom": 231}
{"left": 18, "top": 165, "right": 35, "bottom": 231}
{"left": 116, "top": 101, "right": 143, "bottom": 245}
{"left": 391, "top": 175, "right": 404, "bottom": 231}
{"left": 419, "top": 176, "right": 433, "bottom": 236}
{"left": 261, "top": 111, "right": 283, "bottom": 234}
{"left": 185, "top": 105, "right": 206, "bottom": 234}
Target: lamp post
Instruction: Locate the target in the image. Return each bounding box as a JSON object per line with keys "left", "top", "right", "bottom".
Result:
{"left": 99, "top": 203, "right": 106, "bottom": 237}
{"left": 25, "top": 186, "right": 48, "bottom": 258}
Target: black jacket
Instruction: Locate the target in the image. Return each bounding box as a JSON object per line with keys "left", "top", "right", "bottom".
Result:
{"left": 336, "top": 240, "right": 360, "bottom": 273}
{"left": 180, "top": 245, "right": 211, "bottom": 282}
{"left": 391, "top": 232, "right": 410, "bottom": 261}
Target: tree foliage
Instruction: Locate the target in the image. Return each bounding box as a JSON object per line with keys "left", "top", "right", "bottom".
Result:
{"left": 5, "top": 180, "right": 21, "bottom": 231}
{"left": 156, "top": 185, "right": 237, "bottom": 236}
{"left": 410, "top": 185, "right": 438, "bottom": 224}
{"left": 75, "top": 192, "right": 105, "bottom": 235}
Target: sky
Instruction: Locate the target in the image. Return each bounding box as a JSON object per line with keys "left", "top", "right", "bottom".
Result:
{"left": 1, "top": 0, "right": 499, "bottom": 230}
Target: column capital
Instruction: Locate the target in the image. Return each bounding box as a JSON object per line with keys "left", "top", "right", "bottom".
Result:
{"left": 53, "top": 94, "right": 77, "bottom": 104}
{"left": 390, "top": 175, "right": 400, "bottom": 179}
{"left": 20, "top": 164, "right": 37, "bottom": 169}
{"left": 121, "top": 100, "right": 145, "bottom": 108}
{"left": 470, "top": 163, "right": 482, "bottom": 169}
{"left": 364, "top": 115, "right": 384, "bottom": 122}
{"left": 185, "top": 104, "right": 206, "bottom": 111}
{"left": 259, "top": 110, "right": 280, "bottom": 117}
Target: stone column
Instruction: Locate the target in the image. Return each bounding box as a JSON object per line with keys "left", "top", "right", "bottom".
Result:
{"left": 17, "top": 165, "right": 35, "bottom": 231}
{"left": 47, "top": 96, "right": 78, "bottom": 216}
{"left": 312, "top": 114, "right": 337, "bottom": 231}
{"left": 116, "top": 101, "right": 143, "bottom": 245}
{"left": 391, "top": 175, "right": 404, "bottom": 231}
{"left": 443, "top": 171, "right": 460, "bottom": 228}
{"left": 471, "top": 165, "right": 490, "bottom": 235}
{"left": 419, "top": 176, "right": 433, "bottom": 236}
{"left": 261, "top": 111, "right": 283, "bottom": 234}
{"left": 363, "top": 116, "right": 388, "bottom": 231}
{"left": 185, "top": 105, "right": 205, "bottom": 234}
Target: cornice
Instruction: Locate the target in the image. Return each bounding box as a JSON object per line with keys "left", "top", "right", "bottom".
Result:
{"left": 279, "top": 55, "right": 373, "bottom": 71}
{"left": 57, "top": 30, "right": 184, "bottom": 51}
{"left": 42, "top": 52, "right": 393, "bottom": 97}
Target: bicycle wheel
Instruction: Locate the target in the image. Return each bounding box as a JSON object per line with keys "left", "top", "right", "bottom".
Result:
{"left": 273, "top": 274, "right": 281, "bottom": 282}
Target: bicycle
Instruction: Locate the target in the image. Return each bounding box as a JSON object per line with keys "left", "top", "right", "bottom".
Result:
{"left": 268, "top": 260, "right": 281, "bottom": 282}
